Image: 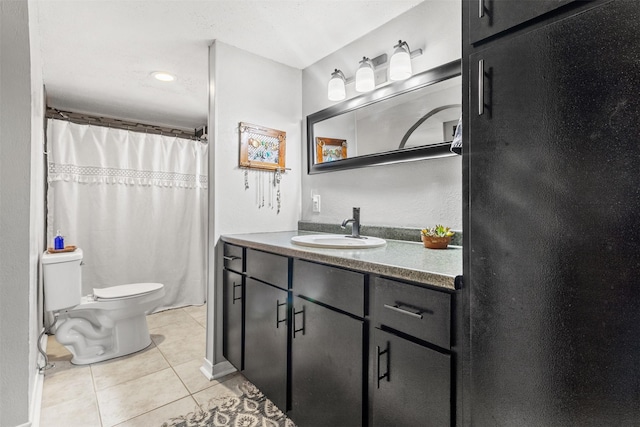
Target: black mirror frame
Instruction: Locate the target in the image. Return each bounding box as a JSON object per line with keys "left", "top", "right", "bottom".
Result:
{"left": 307, "top": 59, "right": 461, "bottom": 174}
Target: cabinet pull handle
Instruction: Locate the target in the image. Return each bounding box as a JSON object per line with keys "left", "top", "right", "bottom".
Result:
{"left": 479, "top": 0, "right": 484, "bottom": 18}
{"left": 232, "top": 282, "right": 242, "bottom": 304}
{"left": 223, "top": 255, "right": 240, "bottom": 261}
{"left": 478, "top": 59, "right": 484, "bottom": 116}
{"left": 293, "top": 306, "right": 305, "bottom": 338}
{"left": 383, "top": 303, "right": 424, "bottom": 319}
{"left": 376, "top": 344, "right": 390, "bottom": 388}
{"left": 276, "top": 300, "right": 287, "bottom": 328}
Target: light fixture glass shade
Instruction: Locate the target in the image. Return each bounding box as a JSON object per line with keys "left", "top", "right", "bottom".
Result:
{"left": 328, "top": 69, "right": 346, "bottom": 101}
{"left": 355, "top": 57, "right": 375, "bottom": 92}
{"left": 389, "top": 42, "right": 412, "bottom": 81}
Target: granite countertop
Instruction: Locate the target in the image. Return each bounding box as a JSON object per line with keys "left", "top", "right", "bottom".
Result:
{"left": 221, "top": 230, "right": 462, "bottom": 291}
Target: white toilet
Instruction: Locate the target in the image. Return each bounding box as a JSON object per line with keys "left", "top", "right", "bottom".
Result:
{"left": 42, "top": 248, "right": 165, "bottom": 365}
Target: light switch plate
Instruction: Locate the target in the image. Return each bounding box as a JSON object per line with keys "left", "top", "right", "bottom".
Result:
{"left": 312, "top": 195, "right": 321, "bottom": 212}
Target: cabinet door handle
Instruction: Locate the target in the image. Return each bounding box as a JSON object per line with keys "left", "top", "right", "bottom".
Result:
{"left": 293, "top": 306, "right": 305, "bottom": 338}
{"left": 479, "top": 0, "right": 484, "bottom": 18}
{"left": 478, "top": 59, "right": 485, "bottom": 116}
{"left": 376, "top": 344, "right": 390, "bottom": 388}
{"left": 232, "top": 282, "right": 242, "bottom": 304}
{"left": 223, "top": 255, "right": 240, "bottom": 261}
{"left": 383, "top": 303, "right": 424, "bottom": 319}
{"left": 276, "top": 300, "right": 287, "bottom": 328}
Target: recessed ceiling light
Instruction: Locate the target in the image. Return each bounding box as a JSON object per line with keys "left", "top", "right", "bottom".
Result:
{"left": 152, "top": 71, "right": 175, "bottom": 82}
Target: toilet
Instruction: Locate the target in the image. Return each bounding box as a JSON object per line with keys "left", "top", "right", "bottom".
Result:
{"left": 42, "top": 248, "right": 165, "bottom": 365}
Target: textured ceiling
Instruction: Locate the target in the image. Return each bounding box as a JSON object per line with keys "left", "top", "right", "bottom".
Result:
{"left": 32, "top": 0, "right": 424, "bottom": 129}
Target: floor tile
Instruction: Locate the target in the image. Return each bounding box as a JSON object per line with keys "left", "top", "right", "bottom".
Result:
{"left": 155, "top": 331, "right": 206, "bottom": 366}
{"left": 41, "top": 363, "right": 94, "bottom": 409}
{"left": 173, "top": 359, "right": 234, "bottom": 394}
{"left": 39, "top": 393, "right": 101, "bottom": 427}
{"left": 192, "top": 373, "right": 247, "bottom": 410}
{"left": 149, "top": 316, "right": 204, "bottom": 347}
{"left": 96, "top": 367, "right": 189, "bottom": 427}
{"left": 91, "top": 345, "right": 168, "bottom": 391}
{"left": 183, "top": 304, "right": 206, "bottom": 318}
{"left": 114, "top": 396, "right": 201, "bottom": 427}
{"left": 146, "top": 308, "right": 195, "bottom": 330}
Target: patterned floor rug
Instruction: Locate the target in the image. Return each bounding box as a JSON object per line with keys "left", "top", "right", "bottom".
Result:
{"left": 163, "top": 380, "right": 296, "bottom": 427}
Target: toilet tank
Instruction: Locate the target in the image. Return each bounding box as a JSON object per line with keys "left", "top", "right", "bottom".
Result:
{"left": 42, "top": 248, "right": 83, "bottom": 311}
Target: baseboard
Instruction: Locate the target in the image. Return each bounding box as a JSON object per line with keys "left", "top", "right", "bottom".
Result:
{"left": 199, "top": 358, "right": 236, "bottom": 381}
{"left": 29, "top": 333, "right": 48, "bottom": 427}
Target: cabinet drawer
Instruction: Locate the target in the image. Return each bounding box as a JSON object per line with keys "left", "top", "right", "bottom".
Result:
{"left": 293, "top": 259, "right": 365, "bottom": 317}
{"left": 373, "top": 276, "right": 451, "bottom": 349}
{"left": 223, "top": 243, "right": 244, "bottom": 273}
{"left": 246, "top": 248, "right": 289, "bottom": 289}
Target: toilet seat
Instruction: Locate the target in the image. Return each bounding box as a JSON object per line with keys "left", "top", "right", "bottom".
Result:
{"left": 93, "top": 282, "right": 163, "bottom": 300}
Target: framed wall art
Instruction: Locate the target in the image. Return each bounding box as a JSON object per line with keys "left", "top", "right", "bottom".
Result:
{"left": 316, "top": 137, "right": 347, "bottom": 163}
{"left": 239, "top": 122, "right": 286, "bottom": 171}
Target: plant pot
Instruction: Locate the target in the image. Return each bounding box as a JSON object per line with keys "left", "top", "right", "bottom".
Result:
{"left": 421, "top": 235, "right": 451, "bottom": 249}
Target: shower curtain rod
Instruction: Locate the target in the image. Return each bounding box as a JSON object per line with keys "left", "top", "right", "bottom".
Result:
{"left": 45, "top": 107, "right": 207, "bottom": 142}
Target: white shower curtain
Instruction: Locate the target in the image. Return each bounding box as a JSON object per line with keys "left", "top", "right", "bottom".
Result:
{"left": 46, "top": 119, "right": 208, "bottom": 311}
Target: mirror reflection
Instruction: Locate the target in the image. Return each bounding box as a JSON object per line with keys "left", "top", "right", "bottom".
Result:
{"left": 307, "top": 60, "right": 461, "bottom": 174}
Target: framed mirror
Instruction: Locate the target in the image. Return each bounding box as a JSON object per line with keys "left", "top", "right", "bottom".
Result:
{"left": 307, "top": 59, "right": 461, "bottom": 174}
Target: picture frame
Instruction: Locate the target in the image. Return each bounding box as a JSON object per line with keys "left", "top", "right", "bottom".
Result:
{"left": 316, "top": 137, "right": 347, "bottom": 163}
{"left": 239, "top": 122, "right": 286, "bottom": 171}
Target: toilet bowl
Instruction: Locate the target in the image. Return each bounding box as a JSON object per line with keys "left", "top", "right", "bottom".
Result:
{"left": 42, "top": 248, "right": 165, "bottom": 365}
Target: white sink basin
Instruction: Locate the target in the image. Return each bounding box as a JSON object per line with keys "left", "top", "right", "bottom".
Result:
{"left": 291, "top": 234, "right": 386, "bottom": 249}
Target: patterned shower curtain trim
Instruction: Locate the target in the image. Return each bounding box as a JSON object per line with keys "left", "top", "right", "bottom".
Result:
{"left": 47, "top": 162, "right": 208, "bottom": 189}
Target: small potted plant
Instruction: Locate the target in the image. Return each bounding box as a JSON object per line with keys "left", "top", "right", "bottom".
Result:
{"left": 421, "top": 225, "right": 455, "bottom": 249}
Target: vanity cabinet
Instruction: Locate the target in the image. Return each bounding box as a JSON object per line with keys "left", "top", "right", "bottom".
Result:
{"left": 242, "top": 249, "right": 290, "bottom": 411}
{"left": 468, "top": 0, "right": 580, "bottom": 44}
{"left": 222, "top": 244, "right": 244, "bottom": 371}
{"left": 289, "top": 260, "right": 365, "bottom": 426}
{"left": 220, "top": 240, "right": 459, "bottom": 426}
{"left": 370, "top": 276, "right": 453, "bottom": 427}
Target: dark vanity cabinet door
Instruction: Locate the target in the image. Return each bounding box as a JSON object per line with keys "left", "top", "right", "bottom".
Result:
{"left": 469, "top": 0, "right": 580, "bottom": 44}
{"left": 371, "top": 328, "right": 451, "bottom": 427}
{"left": 244, "top": 278, "right": 289, "bottom": 411}
{"left": 222, "top": 269, "right": 243, "bottom": 371}
{"left": 290, "top": 295, "right": 364, "bottom": 427}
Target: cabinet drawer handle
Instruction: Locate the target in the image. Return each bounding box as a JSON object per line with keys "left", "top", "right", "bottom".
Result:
{"left": 479, "top": 0, "right": 484, "bottom": 18}
{"left": 276, "top": 300, "right": 287, "bottom": 328}
{"left": 383, "top": 303, "right": 424, "bottom": 319}
{"left": 293, "top": 306, "right": 305, "bottom": 338}
{"left": 376, "top": 344, "right": 390, "bottom": 388}
{"left": 223, "top": 255, "right": 240, "bottom": 261}
{"left": 232, "top": 282, "right": 242, "bottom": 304}
{"left": 478, "top": 59, "right": 484, "bottom": 116}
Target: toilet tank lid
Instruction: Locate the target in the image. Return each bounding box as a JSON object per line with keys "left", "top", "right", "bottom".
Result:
{"left": 42, "top": 248, "right": 83, "bottom": 264}
{"left": 93, "top": 282, "right": 164, "bottom": 299}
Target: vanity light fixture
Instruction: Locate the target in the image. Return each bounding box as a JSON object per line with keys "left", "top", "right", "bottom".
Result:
{"left": 326, "top": 39, "right": 422, "bottom": 100}
{"left": 355, "top": 57, "right": 375, "bottom": 93}
{"left": 389, "top": 40, "right": 421, "bottom": 81}
{"left": 328, "top": 69, "right": 347, "bottom": 101}
{"left": 152, "top": 71, "right": 176, "bottom": 82}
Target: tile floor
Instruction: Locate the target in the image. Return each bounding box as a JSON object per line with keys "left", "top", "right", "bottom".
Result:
{"left": 39, "top": 304, "right": 247, "bottom": 427}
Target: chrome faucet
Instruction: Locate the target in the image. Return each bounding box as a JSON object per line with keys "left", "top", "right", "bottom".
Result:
{"left": 341, "top": 207, "right": 362, "bottom": 239}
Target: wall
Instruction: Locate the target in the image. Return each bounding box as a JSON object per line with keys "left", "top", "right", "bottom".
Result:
{"left": 1, "top": 0, "right": 45, "bottom": 425}
{"left": 204, "top": 41, "right": 302, "bottom": 377}
{"left": 28, "top": 0, "right": 47, "bottom": 422}
{"left": 302, "top": 1, "right": 462, "bottom": 230}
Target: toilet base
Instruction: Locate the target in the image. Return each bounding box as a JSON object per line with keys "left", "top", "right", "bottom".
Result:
{"left": 55, "top": 311, "right": 154, "bottom": 365}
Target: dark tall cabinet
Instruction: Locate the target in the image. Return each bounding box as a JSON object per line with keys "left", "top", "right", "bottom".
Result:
{"left": 463, "top": 0, "right": 640, "bottom": 425}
